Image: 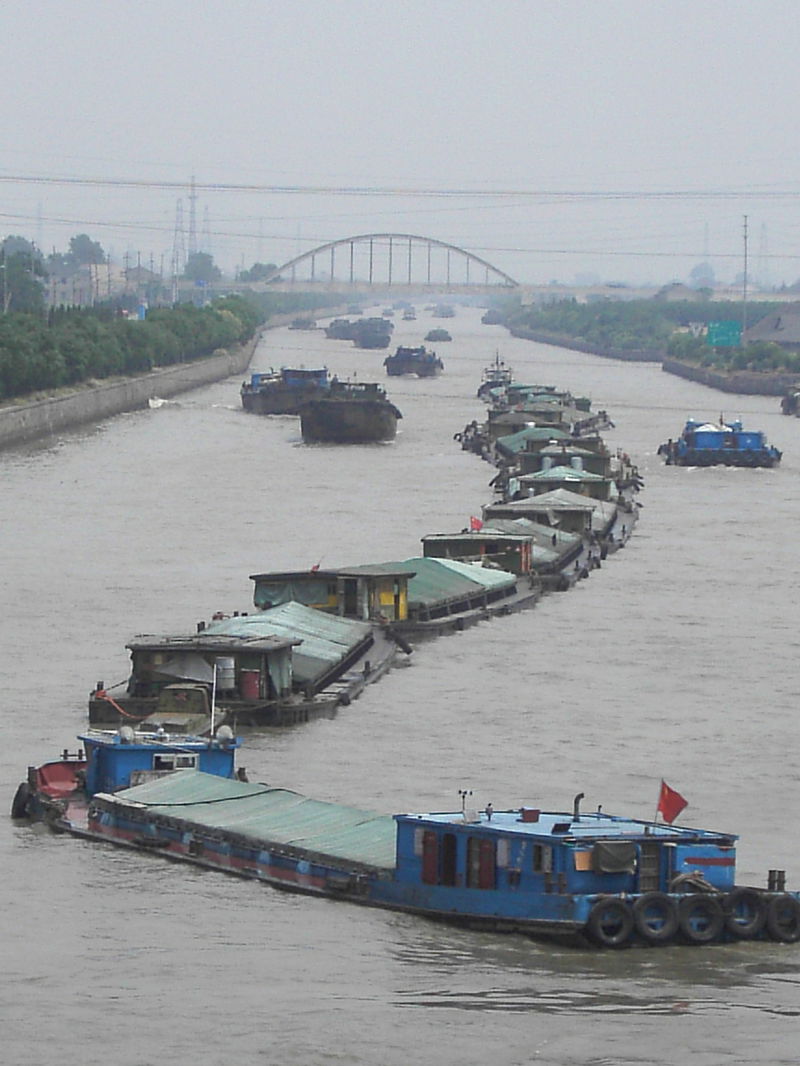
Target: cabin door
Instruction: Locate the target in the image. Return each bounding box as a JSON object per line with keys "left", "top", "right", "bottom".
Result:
{"left": 343, "top": 579, "right": 359, "bottom": 617}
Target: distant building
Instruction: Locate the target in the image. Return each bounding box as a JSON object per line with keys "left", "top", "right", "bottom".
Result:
{"left": 743, "top": 305, "right": 800, "bottom": 352}
{"left": 652, "top": 282, "right": 705, "bottom": 303}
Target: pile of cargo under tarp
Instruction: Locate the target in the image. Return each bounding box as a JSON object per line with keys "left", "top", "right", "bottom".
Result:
{"left": 204, "top": 602, "right": 373, "bottom": 690}
{"left": 383, "top": 556, "right": 517, "bottom": 622}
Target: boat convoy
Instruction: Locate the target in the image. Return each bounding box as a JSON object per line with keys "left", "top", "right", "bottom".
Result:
{"left": 13, "top": 312, "right": 798, "bottom": 952}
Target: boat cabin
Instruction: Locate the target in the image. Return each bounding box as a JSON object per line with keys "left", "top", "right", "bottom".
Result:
{"left": 124, "top": 632, "right": 297, "bottom": 704}
{"left": 250, "top": 566, "right": 412, "bottom": 623}
{"left": 483, "top": 490, "right": 596, "bottom": 535}
{"left": 421, "top": 532, "right": 533, "bottom": 576}
{"left": 393, "top": 804, "right": 738, "bottom": 901}
{"left": 80, "top": 728, "right": 239, "bottom": 798}
{"left": 494, "top": 426, "right": 571, "bottom": 460}
{"left": 518, "top": 444, "right": 612, "bottom": 479}
{"left": 516, "top": 463, "right": 614, "bottom": 501}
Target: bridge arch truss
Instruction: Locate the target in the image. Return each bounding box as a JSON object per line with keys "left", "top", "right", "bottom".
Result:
{"left": 263, "top": 233, "right": 518, "bottom": 288}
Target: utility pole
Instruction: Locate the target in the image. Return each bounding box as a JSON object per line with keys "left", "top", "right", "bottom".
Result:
{"left": 741, "top": 214, "right": 748, "bottom": 344}
{"left": 188, "top": 175, "right": 198, "bottom": 258}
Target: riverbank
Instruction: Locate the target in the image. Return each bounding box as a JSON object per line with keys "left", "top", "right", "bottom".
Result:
{"left": 0, "top": 308, "right": 347, "bottom": 450}
{"left": 506, "top": 325, "right": 663, "bottom": 362}
{"left": 505, "top": 324, "right": 797, "bottom": 396}
{"left": 661, "top": 358, "right": 799, "bottom": 396}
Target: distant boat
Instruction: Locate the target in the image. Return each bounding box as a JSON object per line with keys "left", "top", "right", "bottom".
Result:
{"left": 425, "top": 328, "right": 452, "bottom": 343}
{"left": 299, "top": 379, "right": 402, "bottom": 443}
{"left": 324, "top": 318, "right": 356, "bottom": 340}
{"left": 241, "top": 367, "right": 330, "bottom": 416}
{"left": 288, "top": 317, "right": 317, "bottom": 331}
{"left": 658, "top": 416, "right": 782, "bottom": 467}
{"left": 351, "top": 317, "right": 394, "bottom": 349}
{"left": 384, "top": 345, "right": 443, "bottom": 378}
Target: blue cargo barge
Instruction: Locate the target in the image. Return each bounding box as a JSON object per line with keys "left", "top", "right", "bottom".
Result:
{"left": 12, "top": 730, "right": 800, "bottom": 949}
{"left": 659, "top": 417, "right": 782, "bottom": 467}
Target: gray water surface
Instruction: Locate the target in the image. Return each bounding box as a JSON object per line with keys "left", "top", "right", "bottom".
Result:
{"left": 2, "top": 307, "right": 798, "bottom": 1065}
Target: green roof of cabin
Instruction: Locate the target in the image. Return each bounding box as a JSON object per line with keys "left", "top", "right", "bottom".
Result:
{"left": 520, "top": 465, "right": 606, "bottom": 482}
{"left": 495, "top": 426, "right": 570, "bottom": 454}
{"left": 382, "top": 556, "right": 515, "bottom": 607}
{"left": 204, "top": 604, "right": 371, "bottom": 684}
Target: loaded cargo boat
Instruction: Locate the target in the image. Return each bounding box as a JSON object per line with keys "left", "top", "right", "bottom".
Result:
{"left": 87, "top": 601, "right": 406, "bottom": 728}
{"left": 12, "top": 737, "right": 800, "bottom": 948}
{"left": 658, "top": 417, "right": 782, "bottom": 467}
{"left": 241, "top": 367, "right": 330, "bottom": 416}
{"left": 299, "top": 380, "right": 402, "bottom": 443}
{"left": 384, "top": 345, "right": 443, "bottom": 378}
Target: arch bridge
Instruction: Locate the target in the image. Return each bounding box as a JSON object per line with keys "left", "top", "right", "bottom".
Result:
{"left": 262, "top": 233, "right": 518, "bottom": 289}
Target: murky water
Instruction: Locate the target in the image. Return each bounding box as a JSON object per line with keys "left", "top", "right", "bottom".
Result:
{"left": 2, "top": 307, "right": 798, "bottom": 1065}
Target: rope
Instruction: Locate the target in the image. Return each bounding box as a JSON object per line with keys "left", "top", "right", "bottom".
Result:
{"left": 130, "top": 786, "right": 276, "bottom": 808}
{"left": 95, "top": 691, "right": 150, "bottom": 721}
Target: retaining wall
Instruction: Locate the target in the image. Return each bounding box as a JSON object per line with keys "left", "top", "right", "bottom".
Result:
{"left": 0, "top": 307, "right": 349, "bottom": 450}
{"left": 661, "top": 359, "right": 799, "bottom": 396}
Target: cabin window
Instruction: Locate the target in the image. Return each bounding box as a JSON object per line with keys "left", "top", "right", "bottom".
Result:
{"left": 152, "top": 754, "right": 198, "bottom": 771}
{"left": 467, "top": 837, "right": 496, "bottom": 889}
{"left": 533, "top": 844, "right": 553, "bottom": 873}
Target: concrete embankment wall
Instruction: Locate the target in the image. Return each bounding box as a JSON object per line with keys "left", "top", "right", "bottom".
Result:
{"left": 661, "top": 359, "right": 798, "bottom": 396}
{"left": 0, "top": 337, "right": 257, "bottom": 450}
{"left": 0, "top": 307, "right": 348, "bottom": 450}
{"left": 507, "top": 324, "right": 796, "bottom": 396}
{"left": 506, "top": 326, "right": 663, "bottom": 363}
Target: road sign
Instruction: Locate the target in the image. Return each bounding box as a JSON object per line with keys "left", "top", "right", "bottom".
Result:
{"left": 707, "top": 320, "right": 741, "bottom": 347}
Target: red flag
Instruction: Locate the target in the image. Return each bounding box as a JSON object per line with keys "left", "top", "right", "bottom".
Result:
{"left": 657, "top": 780, "right": 687, "bottom": 824}
{"left": 310, "top": 562, "right": 321, "bottom": 572}
{"left": 469, "top": 516, "right": 483, "bottom": 531}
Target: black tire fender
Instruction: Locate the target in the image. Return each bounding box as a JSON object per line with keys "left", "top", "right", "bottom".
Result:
{"left": 585, "top": 898, "right": 634, "bottom": 948}
{"left": 677, "top": 893, "right": 724, "bottom": 944}
{"left": 723, "top": 887, "right": 767, "bottom": 939}
{"left": 11, "top": 781, "right": 30, "bottom": 819}
{"left": 765, "top": 894, "right": 800, "bottom": 943}
{"left": 632, "top": 892, "right": 678, "bottom": 944}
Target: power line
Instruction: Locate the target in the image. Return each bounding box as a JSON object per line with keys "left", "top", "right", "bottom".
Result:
{"left": 2, "top": 172, "right": 800, "bottom": 201}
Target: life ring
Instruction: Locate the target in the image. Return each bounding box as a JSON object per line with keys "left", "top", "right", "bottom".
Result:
{"left": 632, "top": 892, "right": 678, "bottom": 944}
{"left": 677, "top": 894, "right": 724, "bottom": 944}
{"left": 765, "top": 894, "right": 800, "bottom": 942}
{"left": 723, "top": 887, "right": 767, "bottom": 939}
{"left": 11, "top": 781, "right": 30, "bottom": 819}
{"left": 585, "top": 898, "right": 634, "bottom": 948}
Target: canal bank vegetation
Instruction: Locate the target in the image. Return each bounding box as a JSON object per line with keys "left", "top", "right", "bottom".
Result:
{"left": 0, "top": 296, "right": 262, "bottom": 402}
{"left": 0, "top": 230, "right": 342, "bottom": 402}
{"left": 0, "top": 289, "right": 341, "bottom": 404}
{"left": 500, "top": 296, "right": 800, "bottom": 373}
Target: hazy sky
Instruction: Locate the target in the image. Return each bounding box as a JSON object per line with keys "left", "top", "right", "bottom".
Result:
{"left": 2, "top": 0, "right": 800, "bottom": 286}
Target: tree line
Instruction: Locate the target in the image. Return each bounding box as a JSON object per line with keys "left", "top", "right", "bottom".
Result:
{"left": 0, "top": 226, "right": 341, "bottom": 401}
{"left": 0, "top": 296, "right": 263, "bottom": 401}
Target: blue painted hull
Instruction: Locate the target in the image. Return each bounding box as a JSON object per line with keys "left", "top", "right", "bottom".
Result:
{"left": 81, "top": 802, "right": 800, "bottom": 948}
